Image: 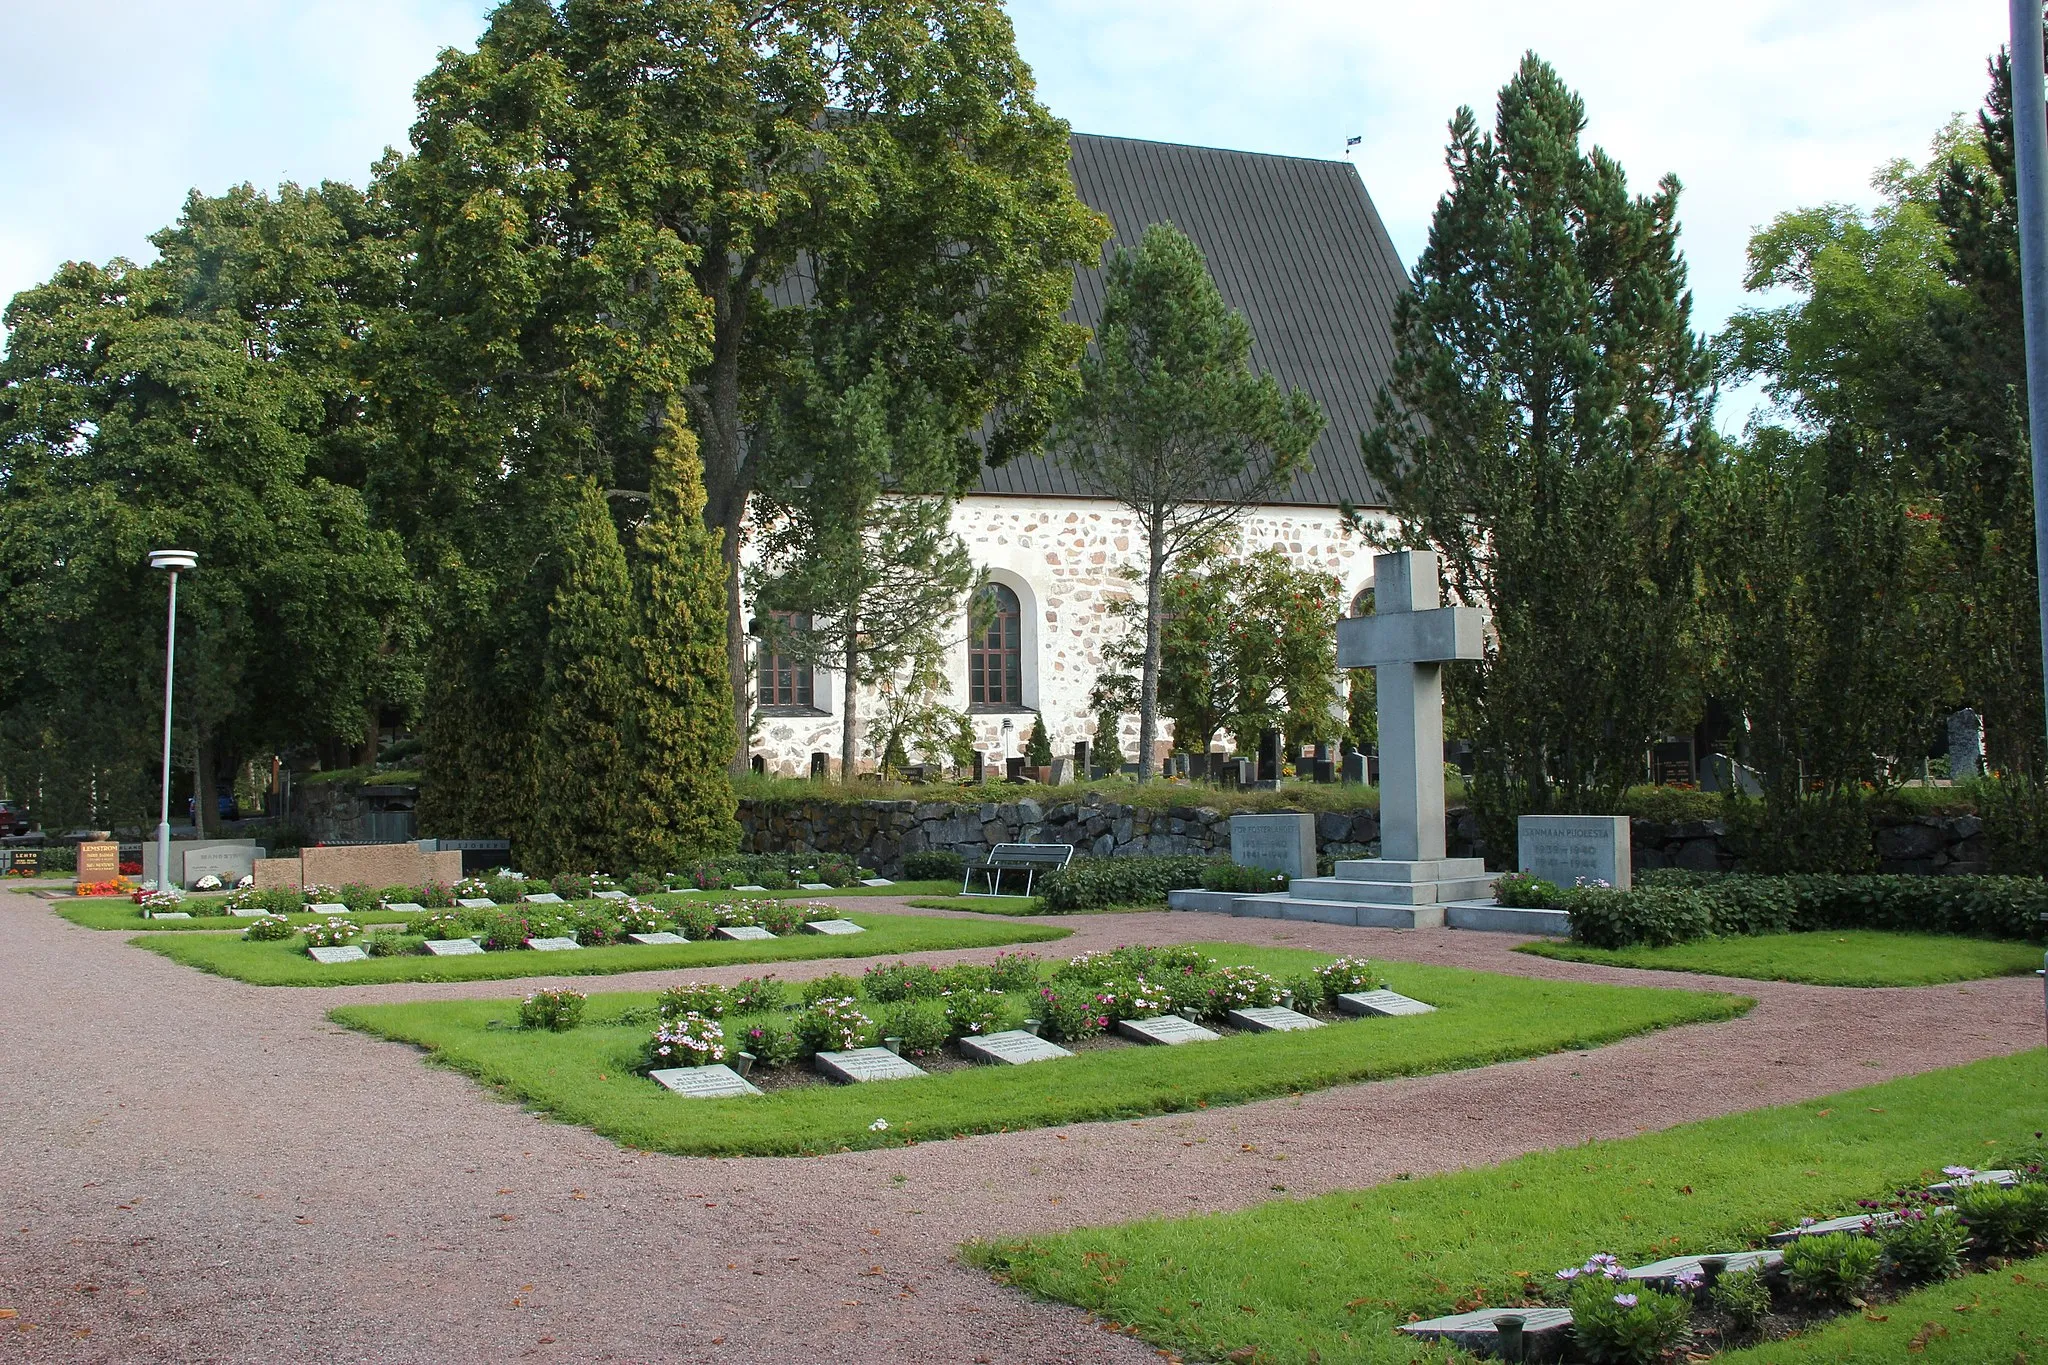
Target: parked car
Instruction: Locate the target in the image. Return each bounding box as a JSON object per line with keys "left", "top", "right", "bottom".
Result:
{"left": 0, "top": 800, "right": 30, "bottom": 837}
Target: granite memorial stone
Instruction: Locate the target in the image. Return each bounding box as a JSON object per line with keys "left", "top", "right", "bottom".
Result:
{"left": 802, "top": 919, "right": 865, "bottom": 935}
{"left": 1337, "top": 989, "right": 1436, "bottom": 1018}
{"left": 1227, "top": 1005, "right": 1325, "bottom": 1033}
{"left": 651, "top": 1064, "right": 763, "bottom": 1098}
{"left": 1229, "top": 813, "right": 1317, "bottom": 880}
{"left": 1116, "top": 1015, "right": 1221, "bottom": 1045}
{"left": 526, "top": 936, "right": 580, "bottom": 951}
{"left": 628, "top": 931, "right": 687, "bottom": 945}
{"left": 424, "top": 938, "right": 485, "bottom": 956}
{"left": 715, "top": 925, "right": 776, "bottom": 941}
{"left": 958, "top": 1030, "right": 1075, "bottom": 1065}
{"left": 308, "top": 945, "right": 368, "bottom": 964}
{"left": 1517, "top": 814, "right": 1632, "bottom": 891}
{"left": 814, "top": 1047, "right": 928, "bottom": 1083}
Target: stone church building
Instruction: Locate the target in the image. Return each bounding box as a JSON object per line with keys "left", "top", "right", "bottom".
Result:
{"left": 748, "top": 132, "right": 1409, "bottom": 774}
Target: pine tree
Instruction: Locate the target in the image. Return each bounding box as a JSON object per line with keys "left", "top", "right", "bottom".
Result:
{"left": 525, "top": 478, "right": 637, "bottom": 873}
{"left": 628, "top": 413, "right": 740, "bottom": 864}
{"left": 1024, "top": 710, "right": 1054, "bottom": 768}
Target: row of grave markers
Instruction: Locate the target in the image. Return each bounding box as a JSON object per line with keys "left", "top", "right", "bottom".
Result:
{"left": 305, "top": 917, "right": 868, "bottom": 964}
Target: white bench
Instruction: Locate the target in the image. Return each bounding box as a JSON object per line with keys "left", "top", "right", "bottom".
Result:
{"left": 960, "top": 843, "right": 1074, "bottom": 898}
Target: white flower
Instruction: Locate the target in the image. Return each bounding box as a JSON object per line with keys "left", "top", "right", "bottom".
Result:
{"left": 869, "top": 1118, "right": 889, "bottom": 1132}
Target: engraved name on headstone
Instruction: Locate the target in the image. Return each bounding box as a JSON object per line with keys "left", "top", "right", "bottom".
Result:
{"left": 715, "top": 925, "right": 776, "bottom": 941}
{"left": 1227, "top": 1005, "right": 1326, "bottom": 1033}
{"left": 814, "top": 1047, "right": 928, "bottom": 1083}
{"left": 1228, "top": 812, "right": 1317, "bottom": 879}
{"left": 802, "top": 919, "right": 865, "bottom": 936}
{"left": 525, "top": 936, "right": 580, "bottom": 951}
{"left": 651, "top": 1064, "right": 763, "bottom": 1098}
{"left": 628, "top": 931, "right": 687, "bottom": 945}
{"left": 958, "top": 1029, "right": 1076, "bottom": 1065}
{"left": 76, "top": 841, "right": 120, "bottom": 881}
{"left": 1116, "top": 1015, "right": 1221, "bottom": 1046}
{"left": 424, "top": 938, "right": 485, "bottom": 956}
{"left": 182, "top": 845, "right": 259, "bottom": 886}
{"left": 1517, "top": 814, "right": 1632, "bottom": 891}
{"left": 308, "top": 945, "right": 368, "bottom": 964}
{"left": 1336, "top": 990, "right": 1435, "bottom": 1018}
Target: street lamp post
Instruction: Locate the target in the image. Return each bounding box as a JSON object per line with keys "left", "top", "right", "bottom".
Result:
{"left": 148, "top": 550, "right": 197, "bottom": 892}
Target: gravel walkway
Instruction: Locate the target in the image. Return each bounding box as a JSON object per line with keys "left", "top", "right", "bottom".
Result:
{"left": 1, "top": 889, "right": 2038, "bottom": 1364}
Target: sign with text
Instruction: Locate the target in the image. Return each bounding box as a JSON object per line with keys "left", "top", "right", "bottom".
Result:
{"left": 1517, "top": 815, "right": 1631, "bottom": 892}
{"left": 1228, "top": 813, "right": 1317, "bottom": 880}
{"left": 76, "top": 841, "right": 120, "bottom": 881}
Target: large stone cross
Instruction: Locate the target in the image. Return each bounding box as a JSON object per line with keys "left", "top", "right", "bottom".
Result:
{"left": 1335, "top": 550, "right": 1485, "bottom": 863}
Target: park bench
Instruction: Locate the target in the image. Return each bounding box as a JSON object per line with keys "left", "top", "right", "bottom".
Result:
{"left": 960, "top": 842, "right": 1074, "bottom": 898}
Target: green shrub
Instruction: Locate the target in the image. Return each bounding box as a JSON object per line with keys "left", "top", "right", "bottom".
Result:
{"left": 1880, "top": 1208, "right": 1968, "bottom": 1284}
{"left": 792, "top": 997, "right": 874, "bottom": 1055}
{"left": 1958, "top": 1182, "right": 2048, "bottom": 1256}
{"left": 1312, "top": 955, "right": 1385, "bottom": 1001}
{"left": 1200, "top": 863, "right": 1287, "bottom": 893}
{"left": 1565, "top": 873, "right": 2048, "bottom": 949}
{"left": 862, "top": 961, "right": 945, "bottom": 1003}
{"left": 1781, "top": 1231, "right": 1880, "bottom": 1305}
{"left": 228, "top": 886, "right": 302, "bottom": 916}
{"left": 938, "top": 963, "right": 995, "bottom": 993}
{"left": 419, "top": 881, "right": 454, "bottom": 908}
{"left": 623, "top": 872, "right": 662, "bottom": 895}
{"left": 1281, "top": 970, "right": 1326, "bottom": 1014}
{"left": 883, "top": 1000, "right": 951, "bottom": 1057}
{"left": 1563, "top": 886, "right": 1714, "bottom": 948}
{"left": 481, "top": 874, "right": 529, "bottom": 904}
{"left": 374, "top": 884, "right": 416, "bottom": 907}
{"left": 1494, "top": 871, "right": 1562, "bottom": 908}
{"left": 736, "top": 1019, "right": 800, "bottom": 1068}
{"left": 362, "top": 931, "right": 416, "bottom": 958}
{"left": 943, "top": 987, "right": 1007, "bottom": 1039}
{"left": 1036, "top": 855, "right": 1219, "bottom": 912}
{"left": 418, "top": 911, "right": 469, "bottom": 941}
{"left": 727, "top": 976, "right": 785, "bottom": 1013}
{"left": 550, "top": 872, "right": 594, "bottom": 900}
{"left": 1566, "top": 1279, "right": 1691, "bottom": 1364}
{"left": 336, "top": 882, "right": 378, "bottom": 913}
{"left": 659, "top": 983, "right": 730, "bottom": 1020}
{"left": 800, "top": 972, "right": 864, "bottom": 1006}
{"left": 518, "top": 987, "right": 588, "bottom": 1030}
{"left": 987, "top": 951, "right": 1041, "bottom": 993}
{"left": 670, "top": 903, "right": 717, "bottom": 939}
{"left": 1201, "top": 964, "right": 1282, "bottom": 1015}
{"left": 902, "top": 850, "right": 966, "bottom": 882}
{"left": 1705, "top": 1264, "right": 1773, "bottom": 1334}
{"left": 242, "top": 915, "right": 296, "bottom": 942}
{"left": 302, "top": 917, "right": 362, "bottom": 948}
{"left": 757, "top": 901, "right": 818, "bottom": 935}
{"left": 1035, "top": 982, "right": 1110, "bottom": 1042}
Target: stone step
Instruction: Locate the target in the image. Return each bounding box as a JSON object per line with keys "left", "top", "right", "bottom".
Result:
{"left": 1443, "top": 901, "right": 1572, "bottom": 936}
{"left": 1331, "top": 857, "right": 1487, "bottom": 884}
{"left": 1227, "top": 894, "right": 1448, "bottom": 929}
{"left": 1286, "top": 874, "right": 1497, "bottom": 906}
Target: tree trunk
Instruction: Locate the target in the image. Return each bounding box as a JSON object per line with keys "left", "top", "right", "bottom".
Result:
{"left": 191, "top": 728, "right": 212, "bottom": 839}
{"left": 841, "top": 622, "right": 860, "bottom": 782}
{"left": 721, "top": 500, "right": 750, "bottom": 778}
{"left": 1137, "top": 516, "right": 1167, "bottom": 781}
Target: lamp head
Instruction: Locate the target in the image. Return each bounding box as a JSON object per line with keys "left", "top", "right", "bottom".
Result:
{"left": 148, "top": 550, "right": 198, "bottom": 572}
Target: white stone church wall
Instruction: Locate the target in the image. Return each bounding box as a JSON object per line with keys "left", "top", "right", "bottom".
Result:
{"left": 745, "top": 494, "right": 1396, "bottom": 775}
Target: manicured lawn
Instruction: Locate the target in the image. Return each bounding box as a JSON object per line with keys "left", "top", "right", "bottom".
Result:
{"left": 134, "top": 912, "right": 1069, "bottom": 986}
{"left": 53, "top": 880, "right": 957, "bottom": 932}
{"left": 1519, "top": 929, "right": 2046, "bottom": 987}
{"left": 1716, "top": 1253, "right": 2048, "bottom": 1362}
{"left": 331, "top": 948, "right": 1747, "bottom": 1157}
{"left": 968, "top": 1051, "right": 2047, "bottom": 1365}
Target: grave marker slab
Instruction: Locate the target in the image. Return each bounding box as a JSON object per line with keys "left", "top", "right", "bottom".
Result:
{"left": 423, "top": 938, "right": 485, "bottom": 956}
{"left": 149, "top": 911, "right": 192, "bottom": 920}
{"left": 1116, "top": 1015, "right": 1221, "bottom": 1046}
{"left": 1626, "top": 1250, "right": 1781, "bottom": 1284}
{"left": 384, "top": 902, "right": 426, "bottom": 914}
{"left": 306, "top": 903, "right": 349, "bottom": 915}
{"left": 525, "top": 936, "right": 580, "bottom": 952}
{"left": 1517, "top": 814, "right": 1632, "bottom": 891}
{"left": 858, "top": 877, "right": 894, "bottom": 887}
{"left": 715, "top": 925, "right": 776, "bottom": 941}
{"left": 455, "top": 898, "right": 496, "bottom": 909}
{"left": 308, "top": 945, "right": 368, "bottom": 964}
{"left": 814, "top": 1047, "right": 928, "bottom": 1083}
{"left": 1765, "top": 1210, "right": 1916, "bottom": 1244}
{"left": 522, "top": 892, "right": 566, "bottom": 904}
{"left": 731, "top": 884, "right": 769, "bottom": 891}
{"left": 1336, "top": 990, "right": 1435, "bottom": 1018}
{"left": 959, "top": 1030, "right": 1075, "bottom": 1065}
{"left": 651, "top": 1064, "right": 763, "bottom": 1098}
{"left": 228, "top": 908, "right": 269, "bottom": 918}
{"left": 1227, "top": 1005, "right": 1325, "bottom": 1033}
{"left": 593, "top": 889, "right": 629, "bottom": 900}
{"left": 1927, "top": 1169, "right": 2017, "bottom": 1196}
{"left": 798, "top": 882, "right": 834, "bottom": 891}
{"left": 802, "top": 919, "right": 865, "bottom": 936}
{"left": 1397, "top": 1307, "right": 1574, "bottom": 1353}
{"left": 1229, "top": 813, "right": 1317, "bottom": 880}
{"left": 628, "top": 931, "right": 687, "bottom": 945}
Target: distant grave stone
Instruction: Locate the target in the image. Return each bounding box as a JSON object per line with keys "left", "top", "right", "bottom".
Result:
{"left": 1766, "top": 1210, "right": 1912, "bottom": 1244}
{"left": 651, "top": 1064, "right": 763, "bottom": 1098}
{"left": 858, "top": 877, "right": 894, "bottom": 887}
{"left": 628, "top": 931, "right": 687, "bottom": 945}
{"left": 1336, "top": 990, "right": 1435, "bottom": 1018}
{"left": 525, "top": 936, "right": 580, "bottom": 952}
{"left": 522, "top": 892, "right": 566, "bottom": 904}
{"left": 1116, "top": 1015, "right": 1221, "bottom": 1046}
{"left": 1627, "top": 1249, "right": 1781, "bottom": 1285}
{"left": 959, "top": 1029, "right": 1075, "bottom": 1065}
{"left": 308, "top": 945, "right": 368, "bottom": 964}
{"left": 731, "top": 884, "right": 769, "bottom": 891}
{"left": 1397, "top": 1307, "right": 1574, "bottom": 1355}
{"left": 1518, "top": 814, "right": 1632, "bottom": 891}
{"left": 715, "top": 925, "right": 776, "bottom": 941}
{"left": 593, "top": 889, "right": 629, "bottom": 900}
{"left": 423, "top": 938, "right": 484, "bottom": 957}
{"left": 1227, "top": 1005, "right": 1325, "bottom": 1033}
{"left": 150, "top": 911, "right": 192, "bottom": 920}
{"left": 798, "top": 882, "right": 833, "bottom": 891}
{"left": 306, "top": 903, "right": 349, "bottom": 915}
{"left": 455, "top": 898, "right": 495, "bottom": 909}
{"left": 384, "top": 902, "right": 426, "bottom": 914}
{"left": 814, "top": 1047, "right": 928, "bottom": 1083}
{"left": 802, "top": 919, "right": 865, "bottom": 936}
{"left": 1927, "top": 1169, "right": 2017, "bottom": 1196}
{"left": 228, "top": 908, "right": 268, "bottom": 918}
{"left": 1229, "top": 813, "right": 1317, "bottom": 880}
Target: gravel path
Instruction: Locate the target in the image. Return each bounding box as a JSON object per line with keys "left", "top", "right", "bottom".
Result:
{"left": 1, "top": 889, "right": 2038, "bottom": 1364}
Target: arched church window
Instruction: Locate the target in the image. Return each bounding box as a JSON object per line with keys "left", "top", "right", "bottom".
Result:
{"left": 757, "top": 612, "right": 815, "bottom": 709}
{"left": 970, "top": 583, "right": 1023, "bottom": 708}
{"left": 1350, "top": 585, "right": 1375, "bottom": 618}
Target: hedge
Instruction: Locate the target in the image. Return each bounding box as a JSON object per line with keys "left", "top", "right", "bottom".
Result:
{"left": 1563, "top": 869, "right": 2048, "bottom": 948}
{"left": 1035, "top": 855, "right": 1220, "bottom": 912}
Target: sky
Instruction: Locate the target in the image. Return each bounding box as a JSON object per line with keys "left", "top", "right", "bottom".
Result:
{"left": 0, "top": 1, "right": 2016, "bottom": 432}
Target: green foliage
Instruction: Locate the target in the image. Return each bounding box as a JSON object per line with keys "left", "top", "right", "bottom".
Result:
{"left": 242, "top": 915, "right": 296, "bottom": 942}
{"left": 1566, "top": 1280, "right": 1691, "bottom": 1365}
{"left": 1200, "top": 864, "right": 1287, "bottom": 894}
{"left": 1780, "top": 1231, "right": 1880, "bottom": 1305}
{"left": 1881, "top": 1208, "right": 1969, "bottom": 1284}
{"left": 1035, "top": 855, "right": 1219, "bottom": 912}
{"left": 942, "top": 987, "right": 1008, "bottom": 1040}
{"left": 1522, "top": 929, "right": 2045, "bottom": 988}
{"left": 1957, "top": 1181, "right": 2048, "bottom": 1256}
{"left": 1364, "top": 55, "right": 1710, "bottom": 825}
{"left": 799, "top": 973, "right": 865, "bottom": 1007}
{"left": 1494, "top": 871, "right": 1563, "bottom": 908}
{"left": 1023, "top": 710, "right": 1054, "bottom": 768}
{"left": 302, "top": 917, "right": 362, "bottom": 948}
{"left": 1056, "top": 223, "right": 1323, "bottom": 778}
{"left": 883, "top": 1000, "right": 951, "bottom": 1056}
{"left": 658, "top": 983, "right": 730, "bottom": 1021}
{"left": 1090, "top": 704, "right": 1127, "bottom": 773}
{"left": 518, "top": 988, "right": 587, "bottom": 1031}
{"left": 987, "top": 952, "right": 1041, "bottom": 994}
{"left": 792, "top": 997, "right": 875, "bottom": 1056}
{"left": 901, "top": 850, "right": 965, "bottom": 882}
{"left": 726, "top": 976, "right": 785, "bottom": 1014}
{"left": 1561, "top": 874, "right": 2048, "bottom": 949}
{"left": 862, "top": 961, "right": 946, "bottom": 1004}
{"left": 1707, "top": 1265, "right": 1774, "bottom": 1334}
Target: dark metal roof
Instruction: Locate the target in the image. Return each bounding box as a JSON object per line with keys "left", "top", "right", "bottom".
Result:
{"left": 977, "top": 132, "right": 1408, "bottom": 509}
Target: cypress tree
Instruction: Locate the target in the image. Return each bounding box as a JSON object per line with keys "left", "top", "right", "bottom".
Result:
{"left": 629, "top": 412, "right": 740, "bottom": 864}
{"left": 1024, "top": 710, "right": 1054, "bottom": 768}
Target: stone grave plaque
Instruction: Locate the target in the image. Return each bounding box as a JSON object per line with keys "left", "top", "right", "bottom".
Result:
{"left": 814, "top": 1047, "right": 928, "bottom": 1083}
{"left": 798, "top": 882, "right": 833, "bottom": 891}
{"left": 307, "top": 903, "right": 349, "bottom": 915}
{"left": 182, "top": 844, "right": 259, "bottom": 887}
{"left": 1927, "top": 1169, "right": 2017, "bottom": 1196}
{"left": 384, "top": 902, "right": 426, "bottom": 914}
{"left": 715, "top": 925, "right": 776, "bottom": 941}
{"left": 731, "top": 884, "right": 769, "bottom": 891}
{"left": 9, "top": 848, "right": 40, "bottom": 876}
{"left": 1627, "top": 1249, "right": 1780, "bottom": 1285}
{"left": 526, "top": 936, "right": 580, "bottom": 951}
{"left": 76, "top": 841, "right": 120, "bottom": 881}
{"left": 1337, "top": 990, "right": 1435, "bottom": 1018}
{"left": 228, "top": 908, "right": 269, "bottom": 918}
{"left": 1116, "top": 1015, "right": 1221, "bottom": 1046}
{"left": 802, "top": 919, "right": 865, "bottom": 936}
{"left": 1517, "top": 814, "right": 1632, "bottom": 892}
{"left": 858, "top": 877, "right": 894, "bottom": 887}
{"left": 1764, "top": 1209, "right": 1923, "bottom": 1244}
{"left": 424, "top": 938, "right": 485, "bottom": 956}
{"left": 628, "top": 931, "right": 687, "bottom": 945}
{"left": 455, "top": 898, "right": 496, "bottom": 909}
{"left": 651, "top": 1064, "right": 763, "bottom": 1098}
{"left": 1227, "top": 1005, "right": 1325, "bottom": 1033}
{"left": 593, "top": 889, "right": 629, "bottom": 900}
{"left": 308, "top": 945, "right": 368, "bottom": 964}
{"left": 522, "top": 892, "right": 566, "bottom": 904}
{"left": 959, "top": 1029, "right": 1074, "bottom": 1065}
{"left": 1398, "top": 1307, "right": 1574, "bottom": 1352}
{"left": 149, "top": 911, "right": 192, "bottom": 920}
{"left": 1229, "top": 812, "right": 1317, "bottom": 879}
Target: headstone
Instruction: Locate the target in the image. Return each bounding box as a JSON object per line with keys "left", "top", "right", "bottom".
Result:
{"left": 298, "top": 843, "right": 462, "bottom": 892}
{"left": 228, "top": 908, "right": 269, "bottom": 918}
{"left": 424, "top": 938, "right": 485, "bottom": 956}
{"left": 1337, "top": 989, "right": 1435, "bottom": 1018}
{"left": 971, "top": 750, "right": 986, "bottom": 783}
{"left": 8, "top": 848, "right": 40, "bottom": 875}
{"left": 1229, "top": 813, "right": 1317, "bottom": 880}
{"left": 307, "top": 902, "right": 349, "bottom": 915}
{"left": 593, "top": 889, "right": 629, "bottom": 900}
{"left": 177, "top": 843, "right": 261, "bottom": 888}
{"left": 1116, "top": 1015, "right": 1221, "bottom": 1046}
{"left": 651, "top": 1064, "right": 763, "bottom": 1098}
{"left": 1227, "top": 1005, "right": 1325, "bottom": 1033}
{"left": 1927, "top": 1169, "right": 2018, "bottom": 1195}
{"left": 1948, "top": 708, "right": 1985, "bottom": 780}
{"left": 959, "top": 1029, "right": 1075, "bottom": 1065}
{"left": 858, "top": 877, "right": 894, "bottom": 887}
{"left": 525, "top": 936, "right": 580, "bottom": 951}
{"left": 1517, "top": 815, "right": 1632, "bottom": 891}
{"left": 384, "top": 902, "right": 426, "bottom": 913}
{"left": 1398, "top": 1307, "right": 1574, "bottom": 1354}
{"left": 1627, "top": 1250, "right": 1781, "bottom": 1285}
{"left": 730, "top": 884, "right": 769, "bottom": 892}
{"left": 456, "top": 898, "right": 496, "bottom": 909}
{"left": 1187, "top": 751, "right": 1209, "bottom": 781}
{"left": 1231, "top": 758, "right": 1253, "bottom": 788}
{"left": 149, "top": 911, "right": 192, "bottom": 920}
{"left": 814, "top": 1047, "right": 928, "bottom": 1083}
{"left": 522, "top": 892, "right": 566, "bottom": 904}
{"left": 628, "top": 931, "right": 688, "bottom": 945}
{"left": 1006, "top": 755, "right": 1026, "bottom": 781}
{"left": 715, "top": 925, "right": 776, "bottom": 941}
{"left": 1257, "top": 728, "right": 1282, "bottom": 782}
{"left": 1336, "top": 549, "right": 1485, "bottom": 862}
{"left": 810, "top": 751, "right": 829, "bottom": 778}
{"left": 1765, "top": 1211, "right": 1910, "bottom": 1244}
{"left": 1341, "top": 751, "right": 1367, "bottom": 785}
{"left": 1073, "top": 739, "right": 1089, "bottom": 773}
{"left": 308, "top": 945, "right": 368, "bottom": 964}
{"left": 802, "top": 919, "right": 865, "bottom": 936}
{"left": 751, "top": 753, "right": 766, "bottom": 775}
{"left": 1049, "top": 757, "right": 1075, "bottom": 786}
{"left": 1651, "top": 738, "right": 1696, "bottom": 786}
{"left": 76, "top": 841, "right": 120, "bottom": 881}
